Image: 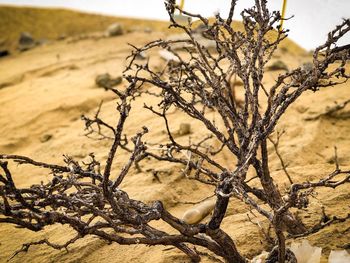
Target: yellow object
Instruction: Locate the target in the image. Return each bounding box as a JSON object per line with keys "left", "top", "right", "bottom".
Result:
{"left": 179, "top": 0, "right": 185, "bottom": 12}
{"left": 279, "top": 0, "right": 287, "bottom": 31}
{"left": 173, "top": 0, "right": 190, "bottom": 24}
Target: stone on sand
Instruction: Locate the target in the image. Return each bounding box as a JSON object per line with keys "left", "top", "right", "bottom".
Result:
{"left": 95, "top": 73, "right": 122, "bottom": 89}
{"left": 18, "top": 32, "right": 36, "bottom": 51}
{"left": 105, "top": 23, "right": 124, "bottom": 37}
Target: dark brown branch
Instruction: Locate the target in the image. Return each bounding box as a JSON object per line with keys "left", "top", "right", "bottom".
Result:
{"left": 1, "top": 2, "right": 349, "bottom": 262}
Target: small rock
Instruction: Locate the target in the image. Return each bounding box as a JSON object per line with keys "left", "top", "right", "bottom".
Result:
{"left": 0, "top": 50, "right": 9, "bottom": 58}
{"left": 178, "top": 123, "right": 191, "bottom": 136}
{"left": 289, "top": 240, "right": 321, "bottom": 263}
{"left": 171, "top": 14, "right": 192, "bottom": 25}
{"left": 182, "top": 198, "right": 216, "bottom": 224}
{"left": 159, "top": 49, "right": 180, "bottom": 63}
{"left": 95, "top": 73, "right": 122, "bottom": 89}
{"left": 165, "top": 33, "right": 216, "bottom": 51}
{"left": 267, "top": 60, "right": 288, "bottom": 71}
{"left": 40, "top": 134, "right": 53, "bottom": 143}
{"left": 0, "top": 39, "right": 9, "bottom": 58}
{"left": 18, "top": 32, "right": 36, "bottom": 51}
{"left": 329, "top": 250, "right": 350, "bottom": 263}
{"left": 105, "top": 23, "right": 124, "bottom": 37}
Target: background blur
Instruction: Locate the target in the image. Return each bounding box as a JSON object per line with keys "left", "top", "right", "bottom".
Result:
{"left": 0, "top": 0, "right": 349, "bottom": 50}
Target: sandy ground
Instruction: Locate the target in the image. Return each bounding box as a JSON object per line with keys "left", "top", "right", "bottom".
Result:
{"left": 0, "top": 31, "right": 349, "bottom": 263}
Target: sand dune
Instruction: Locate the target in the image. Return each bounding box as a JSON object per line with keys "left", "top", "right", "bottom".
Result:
{"left": 0, "top": 12, "right": 349, "bottom": 263}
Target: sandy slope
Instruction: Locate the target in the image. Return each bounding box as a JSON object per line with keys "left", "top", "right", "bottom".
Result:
{"left": 0, "top": 30, "right": 349, "bottom": 263}
{"left": 0, "top": 5, "right": 171, "bottom": 52}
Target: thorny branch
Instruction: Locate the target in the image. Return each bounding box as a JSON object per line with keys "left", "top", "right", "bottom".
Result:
{"left": 268, "top": 130, "right": 293, "bottom": 184}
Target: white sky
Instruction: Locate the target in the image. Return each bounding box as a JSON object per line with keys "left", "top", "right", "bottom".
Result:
{"left": 1, "top": 0, "right": 349, "bottom": 50}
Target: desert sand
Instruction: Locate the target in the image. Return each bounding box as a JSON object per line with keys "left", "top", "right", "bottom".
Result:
{"left": 0, "top": 15, "right": 349, "bottom": 263}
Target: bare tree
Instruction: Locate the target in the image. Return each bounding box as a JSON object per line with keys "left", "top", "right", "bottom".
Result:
{"left": 1, "top": 1, "right": 349, "bottom": 262}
